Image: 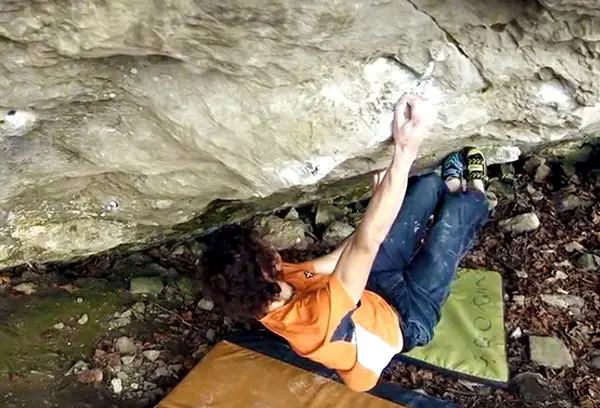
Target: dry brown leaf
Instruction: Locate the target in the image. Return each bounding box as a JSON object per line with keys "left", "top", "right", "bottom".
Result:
{"left": 0, "top": 275, "right": 10, "bottom": 285}
{"left": 181, "top": 311, "right": 193, "bottom": 321}
{"left": 57, "top": 284, "right": 79, "bottom": 293}
{"left": 77, "top": 368, "right": 103, "bottom": 384}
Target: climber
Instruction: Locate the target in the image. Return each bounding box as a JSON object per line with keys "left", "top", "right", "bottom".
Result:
{"left": 202, "top": 94, "right": 490, "bottom": 392}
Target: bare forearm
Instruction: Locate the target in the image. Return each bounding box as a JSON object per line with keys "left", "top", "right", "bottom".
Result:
{"left": 334, "top": 146, "right": 416, "bottom": 302}
{"left": 356, "top": 147, "right": 416, "bottom": 251}
{"left": 312, "top": 233, "right": 355, "bottom": 275}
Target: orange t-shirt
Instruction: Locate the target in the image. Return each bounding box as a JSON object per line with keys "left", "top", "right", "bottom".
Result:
{"left": 260, "top": 262, "right": 403, "bottom": 392}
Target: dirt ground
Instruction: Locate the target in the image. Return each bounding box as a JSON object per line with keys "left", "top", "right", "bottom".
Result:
{"left": 1, "top": 150, "right": 599, "bottom": 408}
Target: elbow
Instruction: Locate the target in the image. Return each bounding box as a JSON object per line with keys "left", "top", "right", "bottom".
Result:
{"left": 353, "top": 235, "right": 383, "bottom": 256}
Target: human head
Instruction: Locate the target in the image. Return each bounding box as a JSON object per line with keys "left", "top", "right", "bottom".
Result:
{"left": 201, "top": 225, "right": 284, "bottom": 319}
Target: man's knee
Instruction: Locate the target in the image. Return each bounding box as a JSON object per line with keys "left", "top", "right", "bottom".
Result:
{"left": 410, "top": 172, "right": 443, "bottom": 193}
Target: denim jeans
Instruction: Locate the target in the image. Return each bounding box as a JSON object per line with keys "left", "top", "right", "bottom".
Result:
{"left": 366, "top": 172, "right": 489, "bottom": 352}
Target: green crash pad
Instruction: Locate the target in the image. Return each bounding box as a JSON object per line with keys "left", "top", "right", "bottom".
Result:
{"left": 398, "top": 268, "right": 508, "bottom": 386}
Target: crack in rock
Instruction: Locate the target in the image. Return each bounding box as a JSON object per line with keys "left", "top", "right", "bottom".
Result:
{"left": 404, "top": 0, "right": 493, "bottom": 88}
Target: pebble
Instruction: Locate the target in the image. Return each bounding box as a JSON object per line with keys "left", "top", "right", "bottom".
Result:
{"left": 131, "top": 301, "right": 146, "bottom": 315}
{"left": 152, "top": 366, "right": 169, "bottom": 378}
{"left": 205, "top": 329, "right": 216, "bottom": 342}
{"left": 564, "top": 241, "right": 585, "bottom": 253}
{"left": 13, "top": 282, "right": 37, "bottom": 295}
{"left": 197, "top": 298, "right": 214, "bottom": 312}
{"left": 526, "top": 183, "right": 544, "bottom": 202}
{"left": 117, "top": 371, "right": 129, "bottom": 381}
{"left": 511, "top": 327, "right": 523, "bottom": 339}
{"left": 529, "top": 336, "right": 574, "bottom": 369}
{"left": 111, "top": 378, "right": 123, "bottom": 394}
{"left": 511, "top": 372, "right": 550, "bottom": 404}
{"left": 130, "top": 277, "right": 164, "bottom": 295}
{"left": 171, "top": 245, "right": 186, "bottom": 256}
{"left": 523, "top": 156, "right": 545, "bottom": 175}
{"left": 130, "top": 68, "right": 138, "bottom": 75}
{"left": 142, "top": 350, "right": 161, "bottom": 362}
{"left": 498, "top": 213, "right": 540, "bottom": 235}
{"left": 77, "top": 314, "right": 89, "bottom": 325}
{"left": 121, "top": 356, "right": 135, "bottom": 365}
{"left": 560, "top": 194, "right": 593, "bottom": 212}
{"left": 534, "top": 163, "right": 551, "bottom": 184}
{"left": 115, "top": 336, "right": 137, "bottom": 355}
{"left": 120, "top": 310, "right": 132, "bottom": 318}
{"left": 109, "top": 317, "right": 131, "bottom": 329}
{"left": 575, "top": 253, "right": 596, "bottom": 269}
{"left": 76, "top": 297, "right": 84, "bottom": 303}
{"left": 53, "top": 322, "right": 65, "bottom": 330}
{"left": 315, "top": 202, "right": 343, "bottom": 226}
{"left": 540, "top": 294, "right": 585, "bottom": 316}
{"left": 66, "top": 360, "right": 90, "bottom": 376}
{"left": 323, "top": 221, "right": 355, "bottom": 244}
{"left": 513, "top": 295, "right": 526, "bottom": 307}
{"left": 187, "top": 241, "right": 207, "bottom": 257}
{"left": 131, "top": 382, "right": 140, "bottom": 390}
{"left": 591, "top": 354, "right": 600, "bottom": 370}
{"left": 284, "top": 208, "right": 300, "bottom": 221}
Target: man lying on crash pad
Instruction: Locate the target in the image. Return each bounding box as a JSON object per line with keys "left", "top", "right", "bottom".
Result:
{"left": 202, "top": 94, "right": 490, "bottom": 392}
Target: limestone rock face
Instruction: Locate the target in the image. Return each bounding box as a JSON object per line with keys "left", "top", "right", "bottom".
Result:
{"left": 1, "top": 0, "right": 600, "bottom": 266}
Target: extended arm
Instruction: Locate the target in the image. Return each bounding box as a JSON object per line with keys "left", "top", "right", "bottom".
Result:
{"left": 332, "top": 95, "right": 435, "bottom": 303}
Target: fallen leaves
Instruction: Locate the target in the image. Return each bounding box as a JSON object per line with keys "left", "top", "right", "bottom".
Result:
{"left": 0, "top": 275, "right": 10, "bottom": 285}
{"left": 57, "top": 283, "right": 79, "bottom": 293}
{"left": 12, "top": 282, "right": 36, "bottom": 295}
{"left": 77, "top": 369, "right": 103, "bottom": 384}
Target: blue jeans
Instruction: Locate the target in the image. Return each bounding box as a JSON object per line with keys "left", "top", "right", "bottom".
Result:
{"left": 366, "top": 173, "right": 489, "bottom": 352}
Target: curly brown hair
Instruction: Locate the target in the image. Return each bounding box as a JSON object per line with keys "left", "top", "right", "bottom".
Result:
{"left": 201, "top": 224, "right": 281, "bottom": 319}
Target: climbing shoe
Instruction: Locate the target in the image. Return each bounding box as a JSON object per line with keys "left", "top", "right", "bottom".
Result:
{"left": 442, "top": 151, "right": 465, "bottom": 182}
{"left": 464, "top": 147, "right": 488, "bottom": 182}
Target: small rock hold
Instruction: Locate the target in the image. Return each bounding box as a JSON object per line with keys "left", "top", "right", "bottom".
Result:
{"left": 197, "top": 298, "right": 214, "bottom": 312}
{"left": 130, "top": 277, "right": 164, "bottom": 295}
{"left": 130, "top": 68, "right": 138, "bottom": 75}
{"left": 77, "top": 314, "right": 89, "bottom": 325}
{"left": 529, "top": 336, "right": 574, "bottom": 369}
{"left": 111, "top": 378, "right": 123, "bottom": 394}
{"left": 499, "top": 213, "right": 540, "bottom": 235}
{"left": 13, "top": 282, "right": 37, "bottom": 295}
{"left": 142, "top": 350, "right": 161, "bottom": 362}
{"left": 53, "top": 322, "right": 65, "bottom": 330}
{"left": 575, "top": 253, "right": 596, "bottom": 269}
{"left": 121, "top": 356, "right": 135, "bottom": 365}
{"left": 526, "top": 183, "right": 544, "bottom": 202}
{"left": 131, "top": 382, "right": 140, "bottom": 390}
{"left": 115, "top": 336, "right": 136, "bottom": 355}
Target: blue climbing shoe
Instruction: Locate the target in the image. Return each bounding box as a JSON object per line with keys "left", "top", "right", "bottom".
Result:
{"left": 442, "top": 151, "right": 465, "bottom": 182}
